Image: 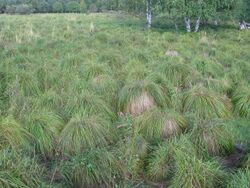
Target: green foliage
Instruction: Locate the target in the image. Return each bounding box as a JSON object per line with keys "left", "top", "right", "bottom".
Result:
{"left": 52, "top": 2, "right": 63, "bottom": 13}
{"left": 6, "top": 4, "right": 34, "bottom": 14}
{"left": 0, "top": 150, "right": 45, "bottom": 187}
{"left": 60, "top": 148, "right": 121, "bottom": 187}
{"left": 156, "top": 60, "right": 198, "bottom": 87}
{"left": 134, "top": 108, "right": 188, "bottom": 141}
{"left": 227, "top": 170, "right": 250, "bottom": 188}
{"left": 36, "top": 0, "right": 50, "bottom": 13}
{"left": 191, "top": 120, "right": 235, "bottom": 157}
{"left": 79, "top": 0, "right": 87, "bottom": 13}
{"left": 170, "top": 149, "right": 224, "bottom": 188}
{"left": 118, "top": 80, "right": 169, "bottom": 116}
{"left": 147, "top": 143, "right": 174, "bottom": 181}
{"left": 226, "top": 119, "right": 250, "bottom": 146}
{"left": 235, "top": 0, "right": 250, "bottom": 21}
{"left": 0, "top": 116, "right": 29, "bottom": 150}
{"left": 64, "top": 89, "right": 115, "bottom": 121}
{"left": 232, "top": 85, "right": 250, "bottom": 118}
{"left": 183, "top": 86, "right": 231, "bottom": 119}
{"left": 60, "top": 111, "right": 116, "bottom": 154}
{"left": 115, "top": 135, "right": 148, "bottom": 180}
{"left": 24, "top": 110, "right": 63, "bottom": 158}
{"left": 65, "top": 1, "right": 81, "bottom": 13}
{"left": 0, "top": 13, "right": 249, "bottom": 187}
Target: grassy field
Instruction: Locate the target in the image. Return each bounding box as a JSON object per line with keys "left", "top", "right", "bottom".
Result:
{"left": 0, "top": 13, "right": 250, "bottom": 187}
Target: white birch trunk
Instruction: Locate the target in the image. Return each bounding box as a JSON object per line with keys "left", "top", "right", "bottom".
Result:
{"left": 175, "top": 23, "right": 178, "bottom": 31}
{"left": 146, "top": 0, "right": 152, "bottom": 28}
{"left": 240, "top": 21, "right": 250, "bottom": 30}
{"left": 214, "top": 20, "right": 218, "bottom": 26}
{"left": 184, "top": 17, "right": 191, "bottom": 32}
{"left": 194, "top": 17, "right": 201, "bottom": 32}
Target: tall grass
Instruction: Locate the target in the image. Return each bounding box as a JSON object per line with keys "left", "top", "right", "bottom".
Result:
{"left": 60, "top": 111, "right": 116, "bottom": 154}
{"left": 0, "top": 116, "right": 29, "bottom": 150}
{"left": 0, "top": 149, "right": 45, "bottom": 187}
{"left": 0, "top": 13, "right": 249, "bottom": 187}
{"left": 60, "top": 148, "right": 121, "bottom": 187}
{"left": 134, "top": 108, "right": 188, "bottom": 141}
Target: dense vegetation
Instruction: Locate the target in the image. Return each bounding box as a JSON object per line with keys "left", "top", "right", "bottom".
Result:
{"left": 0, "top": 13, "right": 250, "bottom": 187}
{"left": 0, "top": 0, "right": 250, "bottom": 25}
{"left": 1, "top": 0, "right": 250, "bottom": 33}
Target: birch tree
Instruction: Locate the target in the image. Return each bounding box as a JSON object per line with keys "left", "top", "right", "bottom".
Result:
{"left": 166, "top": 0, "right": 236, "bottom": 32}
{"left": 146, "top": 0, "right": 152, "bottom": 28}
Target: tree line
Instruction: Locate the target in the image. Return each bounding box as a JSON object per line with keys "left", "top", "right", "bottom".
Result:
{"left": 0, "top": 0, "right": 249, "bottom": 32}
{"left": 0, "top": 0, "right": 103, "bottom": 14}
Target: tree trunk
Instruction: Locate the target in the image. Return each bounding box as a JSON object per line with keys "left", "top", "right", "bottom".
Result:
{"left": 175, "top": 23, "right": 179, "bottom": 31}
{"left": 240, "top": 21, "right": 250, "bottom": 30}
{"left": 184, "top": 17, "right": 191, "bottom": 32}
{"left": 195, "top": 17, "right": 201, "bottom": 32}
{"left": 146, "top": 0, "right": 152, "bottom": 28}
{"left": 214, "top": 20, "right": 218, "bottom": 26}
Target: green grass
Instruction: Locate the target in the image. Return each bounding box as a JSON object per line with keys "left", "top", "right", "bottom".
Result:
{"left": 0, "top": 13, "right": 249, "bottom": 187}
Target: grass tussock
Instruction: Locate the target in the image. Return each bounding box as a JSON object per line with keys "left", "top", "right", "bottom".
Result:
{"left": 191, "top": 120, "right": 235, "bottom": 157}
{"left": 134, "top": 108, "right": 188, "bottom": 141}
{"left": 0, "top": 13, "right": 249, "bottom": 187}
{"left": 118, "top": 80, "right": 169, "bottom": 116}
{"left": 60, "top": 111, "right": 116, "bottom": 154}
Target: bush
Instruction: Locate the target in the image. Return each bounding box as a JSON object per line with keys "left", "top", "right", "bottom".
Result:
{"left": 36, "top": 0, "right": 50, "bottom": 13}
{"left": 0, "top": 0, "right": 6, "bottom": 13}
{"left": 15, "top": 4, "right": 33, "bottom": 14}
{"left": 89, "top": 3, "right": 98, "bottom": 12}
{"left": 52, "top": 2, "right": 63, "bottom": 13}
{"left": 5, "top": 5, "right": 16, "bottom": 14}
{"left": 65, "top": 1, "right": 80, "bottom": 13}
{"left": 79, "top": 1, "right": 87, "bottom": 13}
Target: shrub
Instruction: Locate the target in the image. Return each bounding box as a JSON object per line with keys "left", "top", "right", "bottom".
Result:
{"left": 36, "top": 0, "right": 49, "bottom": 13}
{"left": 15, "top": 4, "right": 34, "bottom": 14}
{"left": 79, "top": 1, "right": 87, "bottom": 13}
{"left": 52, "top": 2, "right": 64, "bottom": 13}
{"left": 65, "top": 1, "right": 80, "bottom": 13}
{"left": 5, "top": 5, "right": 16, "bottom": 14}
{"left": 89, "top": 3, "right": 98, "bottom": 12}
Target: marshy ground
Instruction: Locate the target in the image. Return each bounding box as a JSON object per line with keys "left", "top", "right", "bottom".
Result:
{"left": 0, "top": 13, "right": 249, "bottom": 187}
